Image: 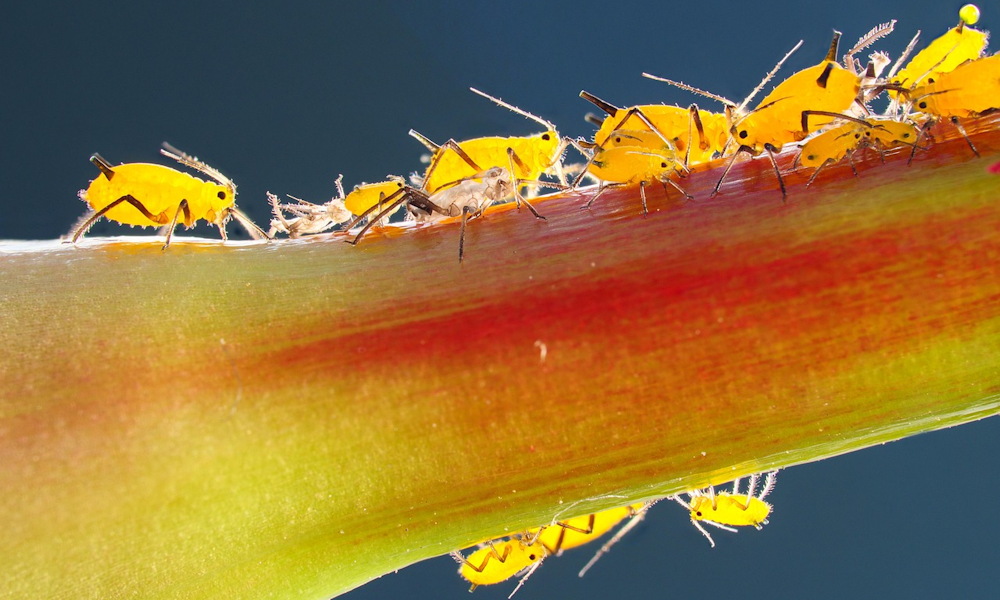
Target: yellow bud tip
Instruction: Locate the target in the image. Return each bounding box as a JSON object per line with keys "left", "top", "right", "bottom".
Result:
{"left": 959, "top": 4, "right": 980, "bottom": 26}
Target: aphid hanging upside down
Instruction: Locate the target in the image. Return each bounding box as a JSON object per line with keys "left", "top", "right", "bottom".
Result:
{"left": 452, "top": 534, "right": 547, "bottom": 598}
{"left": 673, "top": 470, "right": 778, "bottom": 548}
{"left": 69, "top": 143, "right": 268, "bottom": 248}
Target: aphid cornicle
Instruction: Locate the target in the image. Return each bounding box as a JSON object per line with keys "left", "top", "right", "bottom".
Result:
{"left": 70, "top": 143, "right": 268, "bottom": 248}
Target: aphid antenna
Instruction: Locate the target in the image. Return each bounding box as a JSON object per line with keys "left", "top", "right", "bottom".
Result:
{"left": 507, "top": 560, "right": 544, "bottom": 599}
{"left": 844, "top": 20, "right": 896, "bottom": 73}
{"left": 160, "top": 142, "right": 236, "bottom": 192}
{"left": 469, "top": 87, "right": 557, "bottom": 132}
{"left": 886, "top": 31, "right": 922, "bottom": 80}
{"left": 577, "top": 501, "right": 656, "bottom": 578}
{"left": 736, "top": 39, "right": 804, "bottom": 114}
{"left": 640, "top": 73, "right": 736, "bottom": 108}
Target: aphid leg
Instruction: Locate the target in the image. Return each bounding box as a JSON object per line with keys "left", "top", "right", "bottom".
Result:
{"left": 578, "top": 506, "right": 650, "bottom": 577}
{"left": 908, "top": 121, "right": 934, "bottom": 165}
{"left": 507, "top": 148, "right": 547, "bottom": 220}
{"left": 267, "top": 192, "right": 293, "bottom": 238}
{"left": 584, "top": 182, "right": 626, "bottom": 209}
{"left": 455, "top": 541, "right": 512, "bottom": 573}
{"left": 763, "top": 144, "right": 788, "bottom": 200}
{"left": 712, "top": 148, "right": 747, "bottom": 197}
{"left": 659, "top": 174, "right": 694, "bottom": 202}
{"left": 345, "top": 187, "right": 414, "bottom": 245}
{"left": 457, "top": 204, "right": 475, "bottom": 263}
{"left": 759, "top": 470, "right": 778, "bottom": 500}
{"left": 639, "top": 181, "right": 648, "bottom": 216}
{"left": 744, "top": 474, "right": 759, "bottom": 506}
{"left": 162, "top": 200, "right": 192, "bottom": 249}
{"left": 951, "top": 117, "right": 980, "bottom": 157}
{"left": 90, "top": 154, "right": 116, "bottom": 180}
{"left": 69, "top": 194, "right": 164, "bottom": 243}
{"left": 847, "top": 149, "right": 860, "bottom": 176}
{"left": 806, "top": 160, "right": 831, "bottom": 186}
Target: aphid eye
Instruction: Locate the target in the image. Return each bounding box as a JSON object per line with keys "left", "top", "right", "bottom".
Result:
{"left": 919, "top": 101, "right": 928, "bottom": 109}
{"left": 902, "top": 133, "right": 911, "bottom": 139}
{"left": 696, "top": 511, "right": 703, "bottom": 517}
{"left": 217, "top": 191, "right": 227, "bottom": 199}
{"left": 614, "top": 136, "right": 622, "bottom": 143}
{"left": 738, "top": 130, "right": 748, "bottom": 139}
{"left": 528, "top": 553, "right": 537, "bottom": 560}
{"left": 661, "top": 162, "right": 668, "bottom": 168}
{"left": 807, "top": 154, "right": 817, "bottom": 160}
{"left": 927, "top": 77, "right": 936, "bottom": 84}
{"left": 542, "top": 133, "right": 551, "bottom": 140}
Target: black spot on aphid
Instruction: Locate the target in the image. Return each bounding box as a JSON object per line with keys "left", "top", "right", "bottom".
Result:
{"left": 614, "top": 136, "right": 623, "bottom": 143}
{"left": 696, "top": 511, "right": 704, "bottom": 517}
{"left": 542, "top": 133, "right": 551, "bottom": 140}
{"left": 529, "top": 553, "right": 537, "bottom": 560}
{"left": 807, "top": 154, "right": 818, "bottom": 161}
{"left": 661, "top": 162, "right": 668, "bottom": 168}
{"left": 217, "top": 191, "right": 226, "bottom": 199}
{"left": 739, "top": 130, "right": 748, "bottom": 139}
{"left": 919, "top": 101, "right": 928, "bottom": 109}
{"left": 927, "top": 77, "right": 936, "bottom": 84}
{"left": 903, "top": 132, "right": 911, "bottom": 138}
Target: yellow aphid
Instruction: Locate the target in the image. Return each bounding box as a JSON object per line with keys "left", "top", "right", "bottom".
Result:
{"left": 580, "top": 90, "right": 730, "bottom": 166}
{"left": 798, "top": 114, "right": 922, "bottom": 184}
{"left": 411, "top": 88, "right": 571, "bottom": 219}
{"left": 910, "top": 53, "right": 1000, "bottom": 118}
{"left": 452, "top": 535, "right": 546, "bottom": 598}
{"left": 585, "top": 130, "right": 691, "bottom": 214}
{"left": 733, "top": 33, "right": 861, "bottom": 150}
{"left": 532, "top": 503, "right": 647, "bottom": 556}
{"left": 889, "top": 7, "right": 988, "bottom": 93}
{"left": 71, "top": 144, "right": 267, "bottom": 247}
{"left": 673, "top": 470, "right": 778, "bottom": 547}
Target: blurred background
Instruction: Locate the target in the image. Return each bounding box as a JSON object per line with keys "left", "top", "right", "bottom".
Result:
{"left": 2, "top": 0, "right": 997, "bottom": 597}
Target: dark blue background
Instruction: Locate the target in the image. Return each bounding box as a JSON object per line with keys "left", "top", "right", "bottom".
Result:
{"left": 3, "top": 1, "right": 998, "bottom": 598}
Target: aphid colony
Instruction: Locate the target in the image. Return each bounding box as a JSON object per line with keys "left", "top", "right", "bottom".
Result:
{"left": 451, "top": 471, "right": 779, "bottom": 598}
{"left": 69, "top": 6, "right": 996, "bottom": 259}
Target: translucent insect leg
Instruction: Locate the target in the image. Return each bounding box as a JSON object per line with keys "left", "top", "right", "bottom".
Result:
{"left": 69, "top": 194, "right": 164, "bottom": 243}
{"left": 162, "top": 199, "right": 192, "bottom": 249}
{"left": 659, "top": 173, "right": 694, "bottom": 202}
{"left": 951, "top": 116, "right": 980, "bottom": 157}
{"left": 507, "top": 148, "right": 546, "bottom": 219}
{"left": 578, "top": 503, "right": 653, "bottom": 577}
{"left": 759, "top": 470, "right": 778, "bottom": 500}
{"left": 764, "top": 143, "right": 788, "bottom": 200}
{"left": 711, "top": 148, "right": 747, "bottom": 197}
{"left": 345, "top": 187, "right": 417, "bottom": 245}
{"left": 806, "top": 160, "right": 833, "bottom": 186}
{"left": 745, "top": 474, "right": 759, "bottom": 501}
